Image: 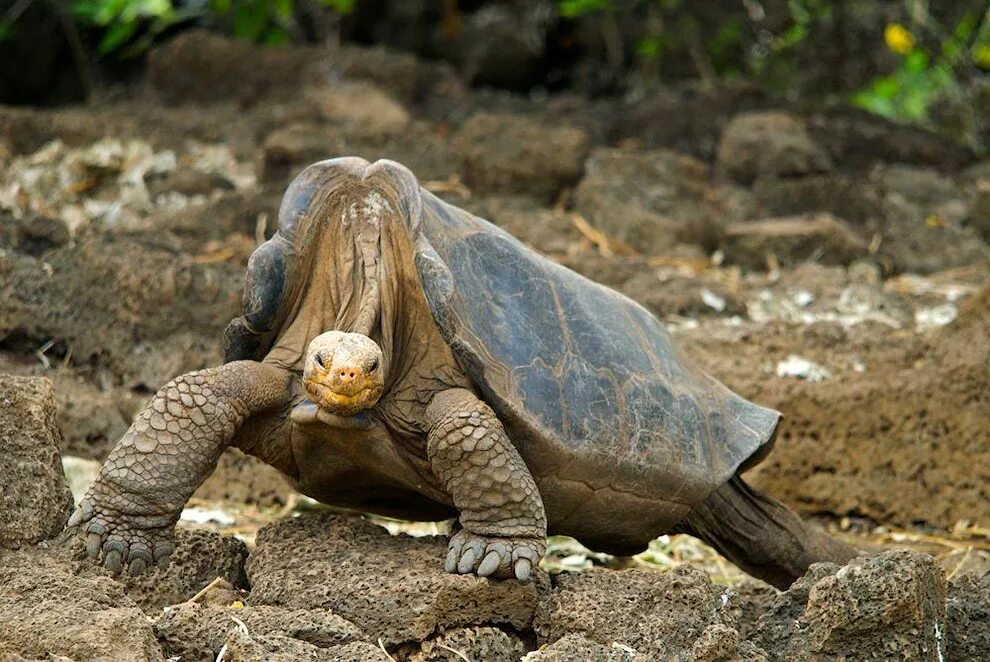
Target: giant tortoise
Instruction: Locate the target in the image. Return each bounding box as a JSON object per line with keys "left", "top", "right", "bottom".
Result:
{"left": 69, "top": 157, "right": 856, "bottom": 587}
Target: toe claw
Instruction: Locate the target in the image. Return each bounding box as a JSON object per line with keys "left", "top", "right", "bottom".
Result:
{"left": 153, "top": 542, "right": 174, "bottom": 569}
{"left": 457, "top": 547, "right": 478, "bottom": 574}
{"left": 68, "top": 501, "right": 94, "bottom": 528}
{"left": 104, "top": 548, "right": 124, "bottom": 573}
{"left": 67, "top": 509, "right": 83, "bottom": 528}
{"left": 478, "top": 550, "right": 501, "bottom": 577}
{"left": 128, "top": 545, "right": 153, "bottom": 575}
{"left": 514, "top": 558, "right": 532, "bottom": 582}
{"left": 445, "top": 545, "right": 460, "bottom": 573}
{"left": 85, "top": 532, "right": 104, "bottom": 558}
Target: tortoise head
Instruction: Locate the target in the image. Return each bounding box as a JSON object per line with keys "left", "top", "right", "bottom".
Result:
{"left": 303, "top": 331, "right": 385, "bottom": 416}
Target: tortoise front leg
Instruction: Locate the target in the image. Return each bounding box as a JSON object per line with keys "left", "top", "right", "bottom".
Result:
{"left": 67, "top": 361, "right": 292, "bottom": 574}
{"left": 426, "top": 388, "right": 547, "bottom": 581}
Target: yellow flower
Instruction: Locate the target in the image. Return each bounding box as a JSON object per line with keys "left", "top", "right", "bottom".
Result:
{"left": 885, "top": 23, "right": 915, "bottom": 55}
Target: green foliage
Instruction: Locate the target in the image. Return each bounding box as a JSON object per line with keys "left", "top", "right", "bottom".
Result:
{"left": 853, "top": 51, "right": 956, "bottom": 123}
{"left": 70, "top": 0, "right": 196, "bottom": 55}
{"left": 852, "top": 7, "right": 990, "bottom": 125}
{"left": 635, "top": 35, "right": 662, "bottom": 59}
{"left": 322, "top": 0, "right": 356, "bottom": 14}
{"left": 555, "top": 0, "right": 987, "bottom": 130}
{"left": 58, "top": 0, "right": 357, "bottom": 57}
{"left": 558, "top": 0, "right": 610, "bottom": 20}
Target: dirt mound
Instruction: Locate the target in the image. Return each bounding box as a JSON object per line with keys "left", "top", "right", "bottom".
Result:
{"left": 535, "top": 565, "right": 737, "bottom": 658}
{"left": 246, "top": 512, "right": 545, "bottom": 646}
{"left": 154, "top": 602, "right": 368, "bottom": 661}
{"left": 454, "top": 113, "right": 590, "bottom": 202}
{"left": 716, "top": 111, "right": 832, "bottom": 185}
{"left": 81, "top": 529, "right": 249, "bottom": 614}
{"left": 574, "top": 148, "right": 738, "bottom": 255}
{"left": 0, "top": 229, "right": 242, "bottom": 389}
{"left": 947, "top": 570, "right": 990, "bottom": 659}
{"left": 147, "top": 30, "right": 318, "bottom": 106}
{"left": 239, "top": 513, "right": 958, "bottom": 660}
{"left": 679, "top": 291, "right": 990, "bottom": 529}
{"left": 0, "top": 375, "right": 73, "bottom": 548}
{"left": 750, "top": 550, "right": 946, "bottom": 659}
{"left": 0, "top": 547, "right": 164, "bottom": 661}
{"left": 723, "top": 213, "right": 868, "bottom": 269}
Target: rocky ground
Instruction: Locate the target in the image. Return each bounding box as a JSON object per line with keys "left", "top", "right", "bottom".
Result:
{"left": 1, "top": 30, "right": 988, "bottom": 660}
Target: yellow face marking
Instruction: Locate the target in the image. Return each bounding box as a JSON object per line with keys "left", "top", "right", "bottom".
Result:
{"left": 303, "top": 377, "right": 382, "bottom": 415}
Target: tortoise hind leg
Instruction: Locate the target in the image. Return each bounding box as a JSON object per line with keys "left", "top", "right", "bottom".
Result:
{"left": 673, "top": 474, "right": 858, "bottom": 589}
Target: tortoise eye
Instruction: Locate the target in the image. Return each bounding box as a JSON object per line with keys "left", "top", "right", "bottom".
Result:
{"left": 368, "top": 358, "right": 379, "bottom": 372}
{"left": 314, "top": 354, "right": 326, "bottom": 369}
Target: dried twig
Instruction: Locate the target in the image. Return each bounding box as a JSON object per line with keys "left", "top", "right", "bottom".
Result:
{"left": 945, "top": 547, "right": 973, "bottom": 582}
{"left": 437, "top": 642, "right": 473, "bottom": 662}
{"left": 570, "top": 213, "right": 641, "bottom": 257}
{"left": 193, "top": 247, "right": 239, "bottom": 264}
{"left": 423, "top": 174, "right": 472, "bottom": 198}
{"left": 570, "top": 213, "right": 613, "bottom": 257}
{"left": 274, "top": 492, "right": 300, "bottom": 519}
{"left": 180, "top": 576, "right": 226, "bottom": 606}
{"left": 377, "top": 638, "right": 397, "bottom": 661}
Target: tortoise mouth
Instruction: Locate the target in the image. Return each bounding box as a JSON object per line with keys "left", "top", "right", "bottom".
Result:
{"left": 304, "top": 378, "right": 383, "bottom": 416}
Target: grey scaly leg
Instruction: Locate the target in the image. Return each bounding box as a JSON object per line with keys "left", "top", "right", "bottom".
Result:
{"left": 674, "top": 474, "right": 860, "bottom": 589}
{"left": 426, "top": 388, "right": 547, "bottom": 582}
{"left": 67, "top": 361, "right": 292, "bottom": 574}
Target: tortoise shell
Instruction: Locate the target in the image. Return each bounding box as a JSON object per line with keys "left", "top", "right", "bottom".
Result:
{"left": 225, "top": 158, "right": 780, "bottom": 511}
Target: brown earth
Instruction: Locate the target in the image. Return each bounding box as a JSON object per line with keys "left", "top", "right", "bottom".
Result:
{"left": 0, "top": 507, "right": 982, "bottom": 660}
{"left": 680, "top": 281, "right": 990, "bottom": 528}
{"left": 0, "top": 31, "right": 988, "bottom": 661}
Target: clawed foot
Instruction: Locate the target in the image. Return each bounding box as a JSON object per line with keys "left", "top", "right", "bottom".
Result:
{"left": 444, "top": 530, "right": 544, "bottom": 582}
{"left": 66, "top": 482, "right": 178, "bottom": 575}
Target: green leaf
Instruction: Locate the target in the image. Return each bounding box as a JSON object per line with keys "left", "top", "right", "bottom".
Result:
{"left": 210, "top": 0, "right": 232, "bottom": 15}
{"left": 94, "top": 0, "right": 131, "bottom": 25}
{"left": 233, "top": 1, "right": 269, "bottom": 40}
{"left": 264, "top": 26, "right": 290, "bottom": 45}
{"left": 320, "top": 0, "right": 356, "bottom": 14}
{"left": 904, "top": 50, "right": 929, "bottom": 74}
{"left": 68, "top": 0, "right": 102, "bottom": 22}
{"left": 559, "top": 0, "right": 610, "bottom": 19}
{"left": 273, "top": 0, "right": 294, "bottom": 21}
{"left": 636, "top": 36, "right": 663, "bottom": 59}
{"left": 871, "top": 76, "right": 900, "bottom": 100}
{"left": 98, "top": 19, "right": 139, "bottom": 53}
{"left": 852, "top": 90, "right": 895, "bottom": 118}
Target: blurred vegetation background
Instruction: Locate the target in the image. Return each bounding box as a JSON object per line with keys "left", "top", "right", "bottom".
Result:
{"left": 2, "top": 0, "right": 989, "bottom": 149}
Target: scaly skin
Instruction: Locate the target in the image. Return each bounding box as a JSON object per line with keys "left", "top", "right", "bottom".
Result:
{"left": 426, "top": 388, "right": 547, "bottom": 581}
{"left": 67, "top": 360, "right": 292, "bottom": 574}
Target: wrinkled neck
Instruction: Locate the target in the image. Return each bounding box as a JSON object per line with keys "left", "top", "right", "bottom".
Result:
{"left": 264, "top": 186, "right": 409, "bottom": 378}
{"left": 346, "top": 193, "right": 385, "bottom": 336}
